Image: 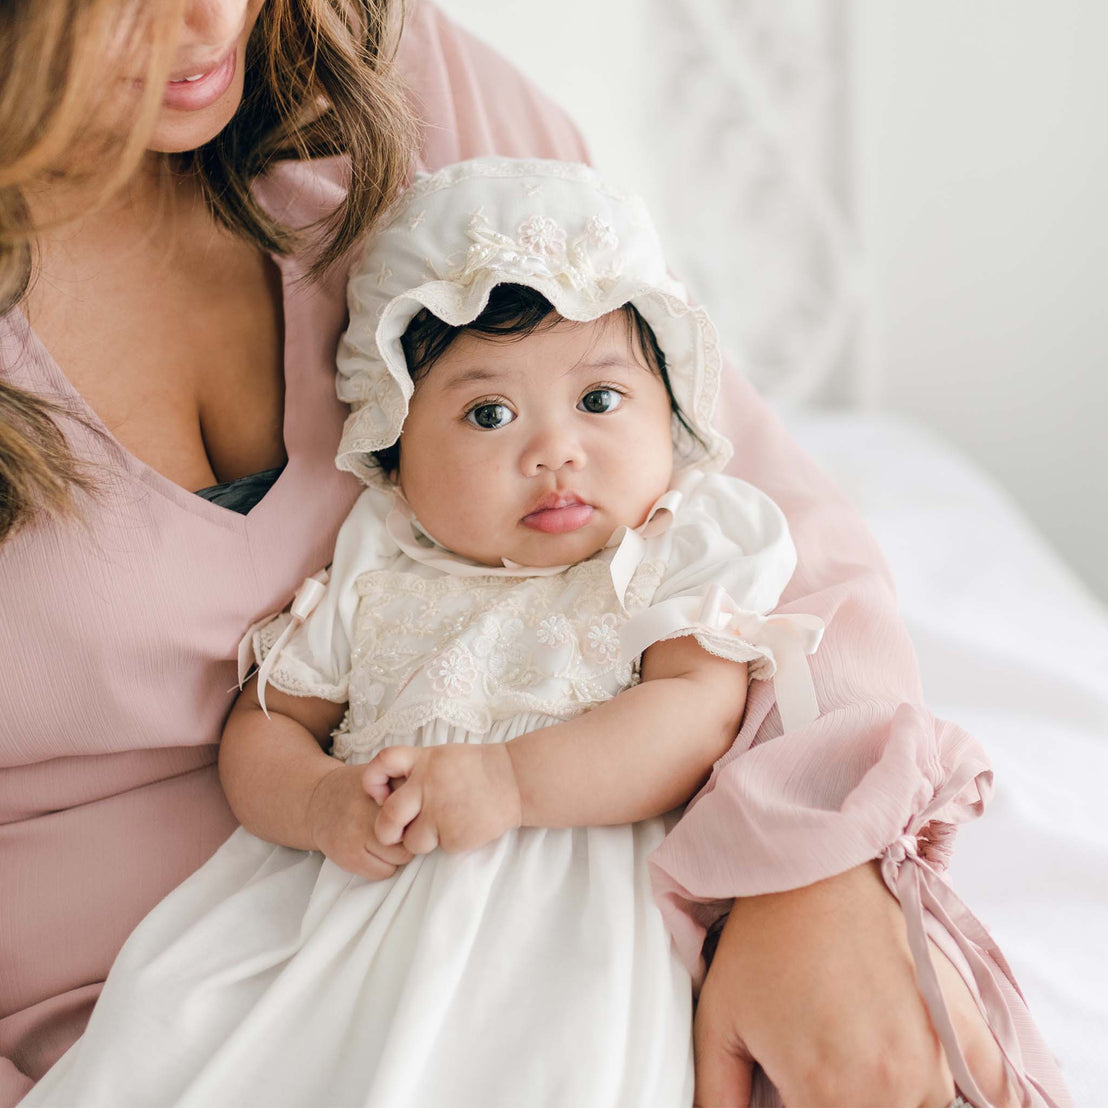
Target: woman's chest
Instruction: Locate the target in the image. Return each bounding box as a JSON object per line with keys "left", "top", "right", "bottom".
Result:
{"left": 25, "top": 229, "right": 287, "bottom": 491}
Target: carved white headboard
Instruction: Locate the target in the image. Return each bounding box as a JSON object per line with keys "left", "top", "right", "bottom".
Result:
{"left": 644, "top": 0, "right": 870, "bottom": 406}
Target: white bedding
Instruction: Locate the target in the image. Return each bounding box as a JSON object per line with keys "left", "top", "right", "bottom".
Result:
{"left": 784, "top": 408, "right": 1108, "bottom": 1104}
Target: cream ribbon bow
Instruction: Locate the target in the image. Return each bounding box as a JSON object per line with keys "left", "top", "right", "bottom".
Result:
{"left": 237, "top": 570, "right": 330, "bottom": 718}
{"left": 617, "top": 583, "right": 825, "bottom": 733}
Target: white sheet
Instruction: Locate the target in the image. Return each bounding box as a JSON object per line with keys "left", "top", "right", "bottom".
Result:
{"left": 783, "top": 408, "right": 1108, "bottom": 1105}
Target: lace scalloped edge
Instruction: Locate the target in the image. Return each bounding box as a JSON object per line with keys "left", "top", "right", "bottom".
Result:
{"left": 332, "top": 695, "right": 602, "bottom": 760}
{"left": 651, "top": 627, "right": 776, "bottom": 681}
{"left": 252, "top": 619, "right": 350, "bottom": 704}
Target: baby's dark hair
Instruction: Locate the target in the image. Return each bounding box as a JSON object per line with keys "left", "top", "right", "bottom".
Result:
{"left": 374, "top": 283, "right": 701, "bottom": 475}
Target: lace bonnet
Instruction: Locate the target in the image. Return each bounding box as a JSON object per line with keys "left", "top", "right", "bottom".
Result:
{"left": 336, "top": 157, "right": 732, "bottom": 487}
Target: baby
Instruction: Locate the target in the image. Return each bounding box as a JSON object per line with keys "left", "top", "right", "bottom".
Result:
{"left": 23, "top": 158, "right": 824, "bottom": 1107}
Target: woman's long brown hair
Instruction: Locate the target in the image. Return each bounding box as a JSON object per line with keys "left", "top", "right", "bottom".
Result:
{"left": 0, "top": 0, "right": 417, "bottom": 541}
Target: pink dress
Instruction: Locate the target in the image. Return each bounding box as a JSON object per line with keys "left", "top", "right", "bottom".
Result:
{"left": 0, "top": 3, "right": 1070, "bottom": 1105}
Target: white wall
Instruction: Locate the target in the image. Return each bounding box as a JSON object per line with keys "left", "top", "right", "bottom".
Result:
{"left": 433, "top": 0, "right": 658, "bottom": 206}
{"left": 851, "top": 2, "right": 1108, "bottom": 602}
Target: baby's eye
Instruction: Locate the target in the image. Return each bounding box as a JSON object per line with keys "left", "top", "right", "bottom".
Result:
{"left": 465, "top": 402, "right": 516, "bottom": 430}
{"left": 578, "top": 388, "right": 623, "bottom": 414}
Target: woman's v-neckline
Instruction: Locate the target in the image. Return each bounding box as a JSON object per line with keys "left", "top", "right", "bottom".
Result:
{"left": 9, "top": 252, "right": 304, "bottom": 536}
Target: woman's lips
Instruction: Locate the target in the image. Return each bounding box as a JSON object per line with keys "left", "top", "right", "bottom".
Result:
{"left": 161, "top": 49, "right": 237, "bottom": 112}
{"left": 521, "top": 497, "right": 595, "bottom": 534}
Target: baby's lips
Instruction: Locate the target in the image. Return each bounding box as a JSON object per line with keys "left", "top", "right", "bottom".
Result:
{"left": 520, "top": 503, "right": 595, "bottom": 534}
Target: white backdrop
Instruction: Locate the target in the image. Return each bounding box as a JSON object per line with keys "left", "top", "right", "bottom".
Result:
{"left": 432, "top": 0, "right": 1108, "bottom": 608}
{"left": 852, "top": 1, "right": 1108, "bottom": 608}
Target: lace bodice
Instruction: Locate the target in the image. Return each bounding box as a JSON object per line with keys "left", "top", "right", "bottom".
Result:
{"left": 253, "top": 472, "right": 821, "bottom": 759}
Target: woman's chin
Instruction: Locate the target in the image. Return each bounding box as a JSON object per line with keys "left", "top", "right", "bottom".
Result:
{"left": 146, "top": 78, "right": 245, "bottom": 154}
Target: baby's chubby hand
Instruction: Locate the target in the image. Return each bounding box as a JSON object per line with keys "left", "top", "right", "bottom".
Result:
{"left": 307, "top": 764, "right": 413, "bottom": 881}
{"left": 362, "top": 743, "right": 523, "bottom": 856}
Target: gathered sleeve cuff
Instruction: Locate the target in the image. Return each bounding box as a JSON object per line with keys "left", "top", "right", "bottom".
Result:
{"left": 641, "top": 374, "right": 1074, "bottom": 1103}
{"left": 649, "top": 702, "right": 992, "bottom": 982}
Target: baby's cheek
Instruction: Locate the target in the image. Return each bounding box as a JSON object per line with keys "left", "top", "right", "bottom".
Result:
{"left": 430, "top": 471, "right": 513, "bottom": 562}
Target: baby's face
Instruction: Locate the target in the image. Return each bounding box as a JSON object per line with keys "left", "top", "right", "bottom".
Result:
{"left": 397, "top": 312, "right": 675, "bottom": 568}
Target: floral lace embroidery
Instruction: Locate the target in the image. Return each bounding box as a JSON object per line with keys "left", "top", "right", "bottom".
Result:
{"left": 536, "top": 614, "right": 573, "bottom": 647}
{"left": 585, "top": 215, "right": 619, "bottom": 251}
{"left": 428, "top": 644, "right": 479, "bottom": 697}
{"left": 583, "top": 613, "right": 621, "bottom": 665}
{"left": 434, "top": 208, "right": 622, "bottom": 301}
{"left": 516, "top": 214, "right": 566, "bottom": 257}
{"left": 336, "top": 557, "right": 664, "bottom": 747}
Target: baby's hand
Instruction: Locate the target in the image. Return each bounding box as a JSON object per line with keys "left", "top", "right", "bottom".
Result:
{"left": 307, "top": 764, "right": 413, "bottom": 880}
{"left": 362, "top": 744, "right": 522, "bottom": 855}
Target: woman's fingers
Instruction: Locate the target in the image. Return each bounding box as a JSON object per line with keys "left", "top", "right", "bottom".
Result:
{"left": 692, "top": 1001, "right": 754, "bottom": 1108}
{"left": 931, "top": 939, "right": 1018, "bottom": 1108}
{"left": 362, "top": 746, "right": 418, "bottom": 804}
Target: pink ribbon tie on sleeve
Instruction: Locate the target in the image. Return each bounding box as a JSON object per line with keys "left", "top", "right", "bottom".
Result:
{"left": 880, "top": 798, "right": 1065, "bottom": 1108}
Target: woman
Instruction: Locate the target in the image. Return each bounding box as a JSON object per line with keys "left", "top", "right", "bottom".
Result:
{"left": 0, "top": 1, "right": 1068, "bottom": 1105}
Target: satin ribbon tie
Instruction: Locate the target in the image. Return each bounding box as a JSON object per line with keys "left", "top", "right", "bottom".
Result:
{"left": 880, "top": 831, "right": 1063, "bottom": 1108}
{"left": 617, "top": 586, "right": 825, "bottom": 732}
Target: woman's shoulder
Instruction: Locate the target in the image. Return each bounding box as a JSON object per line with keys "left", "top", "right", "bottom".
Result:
{"left": 252, "top": 0, "right": 590, "bottom": 261}
{"left": 251, "top": 1, "right": 589, "bottom": 284}
{"left": 396, "top": 0, "right": 591, "bottom": 168}
{"left": 251, "top": 157, "right": 350, "bottom": 247}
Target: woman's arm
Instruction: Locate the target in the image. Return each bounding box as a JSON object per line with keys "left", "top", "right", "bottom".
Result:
{"left": 364, "top": 636, "right": 747, "bottom": 853}
{"left": 693, "top": 862, "right": 1017, "bottom": 1108}
{"left": 220, "top": 684, "right": 411, "bottom": 879}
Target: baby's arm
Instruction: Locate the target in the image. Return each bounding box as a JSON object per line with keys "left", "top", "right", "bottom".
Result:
{"left": 220, "top": 683, "right": 412, "bottom": 879}
{"left": 511, "top": 635, "right": 747, "bottom": 826}
{"left": 366, "top": 637, "right": 747, "bottom": 852}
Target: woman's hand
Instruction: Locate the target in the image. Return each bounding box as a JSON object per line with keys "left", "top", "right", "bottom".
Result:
{"left": 306, "top": 764, "right": 414, "bottom": 880}
{"left": 362, "top": 744, "right": 522, "bottom": 856}
{"left": 693, "top": 862, "right": 1014, "bottom": 1108}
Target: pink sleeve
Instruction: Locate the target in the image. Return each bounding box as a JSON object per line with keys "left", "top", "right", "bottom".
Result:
{"left": 648, "top": 366, "right": 995, "bottom": 969}
{"left": 397, "top": 0, "right": 591, "bottom": 169}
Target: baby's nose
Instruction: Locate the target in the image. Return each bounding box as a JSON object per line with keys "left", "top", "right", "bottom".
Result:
{"left": 520, "top": 424, "right": 585, "bottom": 475}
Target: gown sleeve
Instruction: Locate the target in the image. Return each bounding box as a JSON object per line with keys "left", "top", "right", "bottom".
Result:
{"left": 616, "top": 471, "right": 824, "bottom": 733}
{"left": 249, "top": 488, "right": 398, "bottom": 704}
{"left": 636, "top": 471, "right": 813, "bottom": 677}
{"left": 646, "top": 382, "right": 993, "bottom": 968}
